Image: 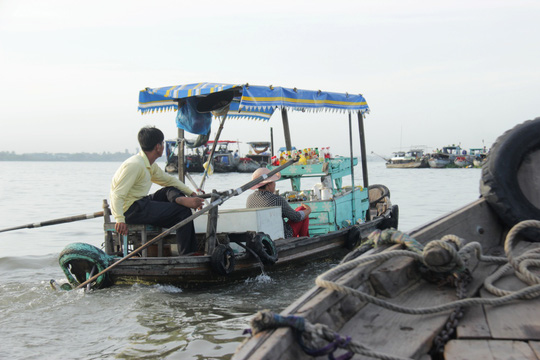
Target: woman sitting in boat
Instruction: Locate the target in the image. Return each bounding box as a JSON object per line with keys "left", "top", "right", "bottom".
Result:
{"left": 246, "top": 168, "right": 311, "bottom": 238}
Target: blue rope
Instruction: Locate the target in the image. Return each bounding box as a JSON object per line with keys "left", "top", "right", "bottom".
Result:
{"left": 247, "top": 311, "right": 354, "bottom": 360}
{"left": 298, "top": 332, "right": 353, "bottom": 360}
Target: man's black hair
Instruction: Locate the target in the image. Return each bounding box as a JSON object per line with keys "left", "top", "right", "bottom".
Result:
{"left": 138, "top": 126, "right": 164, "bottom": 151}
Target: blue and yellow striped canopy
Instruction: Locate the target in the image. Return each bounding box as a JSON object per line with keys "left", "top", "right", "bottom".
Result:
{"left": 139, "top": 82, "right": 369, "bottom": 121}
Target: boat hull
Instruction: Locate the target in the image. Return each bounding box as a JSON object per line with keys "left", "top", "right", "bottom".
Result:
{"left": 428, "top": 158, "right": 452, "bottom": 168}
{"left": 233, "top": 198, "right": 510, "bottom": 359}
{"left": 109, "top": 230, "right": 353, "bottom": 287}
{"left": 72, "top": 216, "right": 387, "bottom": 289}
{"left": 386, "top": 160, "right": 428, "bottom": 169}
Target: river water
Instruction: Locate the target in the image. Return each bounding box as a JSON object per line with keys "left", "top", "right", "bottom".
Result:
{"left": 0, "top": 161, "right": 482, "bottom": 359}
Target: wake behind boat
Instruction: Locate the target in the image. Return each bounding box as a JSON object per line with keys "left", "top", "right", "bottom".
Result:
{"left": 233, "top": 117, "right": 540, "bottom": 360}
{"left": 57, "top": 83, "right": 399, "bottom": 290}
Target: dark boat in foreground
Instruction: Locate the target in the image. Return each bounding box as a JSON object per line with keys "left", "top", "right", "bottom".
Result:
{"left": 233, "top": 117, "right": 540, "bottom": 360}
{"left": 58, "top": 83, "right": 399, "bottom": 290}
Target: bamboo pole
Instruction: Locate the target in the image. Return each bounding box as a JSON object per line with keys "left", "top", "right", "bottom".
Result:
{"left": 76, "top": 157, "right": 298, "bottom": 290}
{"left": 0, "top": 212, "right": 104, "bottom": 234}
{"left": 199, "top": 113, "right": 228, "bottom": 191}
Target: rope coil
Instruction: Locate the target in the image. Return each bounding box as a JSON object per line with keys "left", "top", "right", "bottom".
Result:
{"left": 246, "top": 220, "right": 540, "bottom": 360}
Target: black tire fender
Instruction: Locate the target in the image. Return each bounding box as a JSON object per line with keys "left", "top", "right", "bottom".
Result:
{"left": 58, "top": 242, "right": 113, "bottom": 289}
{"left": 210, "top": 244, "right": 236, "bottom": 275}
{"left": 345, "top": 226, "right": 361, "bottom": 250}
{"left": 379, "top": 204, "right": 399, "bottom": 230}
{"left": 388, "top": 204, "right": 399, "bottom": 229}
{"left": 368, "top": 184, "right": 390, "bottom": 205}
{"left": 246, "top": 232, "right": 278, "bottom": 265}
{"left": 480, "top": 117, "right": 540, "bottom": 234}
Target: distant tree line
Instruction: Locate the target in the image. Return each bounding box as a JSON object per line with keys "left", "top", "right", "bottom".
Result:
{"left": 0, "top": 150, "right": 136, "bottom": 162}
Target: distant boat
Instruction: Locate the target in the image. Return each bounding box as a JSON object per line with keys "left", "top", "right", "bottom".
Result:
{"left": 164, "top": 139, "right": 240, "bottom": 173}
{"left": 473, "top": 153, "right": 488, "bottom": 167}
{"left": 386, "top": 149, "right": 429, "bottom": 169}
{"left": 470, "top": 148, "right": 489, "bottom": 167}
{"left": 208, "top": 140, "right": 240, "bottom": 173}
{"left": 245, "top": 141, "right": 272, "bottom": 166}
{"left": 164, "top": 139, "right": 206, "bottom": 173}
{"left": 454, "top": 156, "right": 473, "bottom": 167}
{"left": 428, "top": 145, "right": 463, "bottom": 168}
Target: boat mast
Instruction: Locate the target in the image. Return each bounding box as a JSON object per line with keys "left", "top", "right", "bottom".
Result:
{"left": 348, "top": 113, "right": 356, "bottom": 221}
{"left": 357, "top": 112, "right": 370, "bottom": 220}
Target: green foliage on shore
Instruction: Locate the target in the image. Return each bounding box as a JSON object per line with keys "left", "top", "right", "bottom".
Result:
{"left": 0, "top": 151, "right": 135, "bottom": 162}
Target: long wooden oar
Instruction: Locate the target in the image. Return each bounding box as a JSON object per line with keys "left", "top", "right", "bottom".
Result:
{"left": 0, "top": 211, "right": 104, "bottom": 234}
{"left": 76, "top": 158, "right": 296, "bottom": 290}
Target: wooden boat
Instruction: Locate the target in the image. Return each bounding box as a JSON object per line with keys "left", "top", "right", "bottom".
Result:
{"left": 58, "top": 83, "right": 399, "bottom": 290}
{"left": 428, "top": 145, "right": 463, "bottom": 168}
{"left": 453, "top": 156, "right": 473, "bottom": 168}
{"left": 164, "top": 139, "right": 206, "bottom": 173}
{"left": 471, "top": 148, "right": 489, "bottom": 168}
{"left": 233, "top": 117, "right": 540, "bottom": 360}
{"left": 386, "top": 149, "right": 429, "bottom": 169}
{"left": 206, "top": 140, "right": 240, "bottom": 173}
{"left": 473, "top": 153, "right": 488, "bottom": 168}
{"left": 246, "top": 141, "right": 272, "bottom": 166}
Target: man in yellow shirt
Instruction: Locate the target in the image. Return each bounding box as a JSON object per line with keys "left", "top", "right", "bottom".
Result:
{"left": 110, "top": 126, "right": 204, "bottom": 255}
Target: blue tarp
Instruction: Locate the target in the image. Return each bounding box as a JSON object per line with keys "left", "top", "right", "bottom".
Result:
{"left": 138, "top": 83, "right": 369, "bottom": 127}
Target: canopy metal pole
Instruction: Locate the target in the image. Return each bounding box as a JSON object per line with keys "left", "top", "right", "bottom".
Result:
{"left": 270, "top": 127, "right": 274, "bottom": 157}
{"left": 178, "top": 128, "right": 185, "bottom": 182}
{"left": 348, "top": 113, "right": 356, "bottom": 221}
{"left": 281, "top": 108, "right": 293, "bottom": 151}
{"left": 358, "top": 111, "right": 370, "bottom": 220}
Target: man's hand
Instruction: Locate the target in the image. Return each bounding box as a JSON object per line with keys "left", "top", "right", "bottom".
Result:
{"left": 176, "top": 196, "right": 205, "bottom": 210}
{"left": 115, "top": 222, "right": 129, "bottom": 235}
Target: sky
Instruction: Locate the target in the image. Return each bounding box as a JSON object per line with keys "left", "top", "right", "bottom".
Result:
{"left": 0, "top": 0, "right": 539, "bottom": 158}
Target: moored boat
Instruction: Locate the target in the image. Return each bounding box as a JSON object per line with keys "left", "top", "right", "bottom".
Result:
{"left": 164, "top": 139, "right": 206, "bottom": 173}
{"left": 473, "top": 153, "right": 488, "bottom": 167}
{"left": 453, "top": 155, "right": 473, "bottom": 167}
{"left": 470, "top": 148, "right": 489, "bottom": 168}
{"left": 428, "top": 145, "right": 463, "bottom": 168}
{"left": 207, "top": 140, "right": 240, "bottom": 173}
{"left": 57, "top": 83, "right": 399, "bottom": 290}
{"left": 233, "top": 117, "right": 540, "bottom": 360}
{"left": 246, "top": 141, "right": 272, "bottom": 166}
{"left": 386, "top": 148, "right": 429, "bottom": 168}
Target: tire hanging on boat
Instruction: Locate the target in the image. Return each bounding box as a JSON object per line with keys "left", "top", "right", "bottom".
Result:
{"left": 210, "top": 244, "right": 236, "bottom": 275}
{"left": 480, "top": 117, "right": 540, "bottom": 239}
{"left": 381, "top": 204, "right": 399, "bottom": 230}
{"left": 345, "top": 226, "right": 361, "bottom": 250}
{"left": 58, "top": 243, "right": 115, "bottom": 289}
{"left": 246, "top": 232, "right": 278, "bottom": 265}
{"left": 368, "top": 184, "right": 390, "bottom": 205}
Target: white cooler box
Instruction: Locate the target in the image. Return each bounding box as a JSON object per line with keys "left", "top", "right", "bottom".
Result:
{"left": 193, "top": 206, "right": 284, "bottom": 240}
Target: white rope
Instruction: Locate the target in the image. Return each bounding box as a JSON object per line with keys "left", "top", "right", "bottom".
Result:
{"left": 315, "top": 220, "right": 540, "bottom": 314}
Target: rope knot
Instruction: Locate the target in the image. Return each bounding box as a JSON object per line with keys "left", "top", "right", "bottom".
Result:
{"left": 249, "top": 310, "right": 305, "bottom": 335}
{"left": 366, "top": 229, "right": 424, "bottom": 254}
